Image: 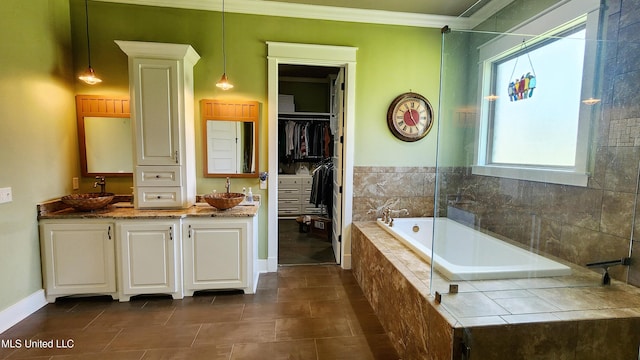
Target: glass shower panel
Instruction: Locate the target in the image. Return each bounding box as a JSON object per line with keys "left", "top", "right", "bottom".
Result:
{"left": 431, "top": 11, "right": 638, "bottom": 304}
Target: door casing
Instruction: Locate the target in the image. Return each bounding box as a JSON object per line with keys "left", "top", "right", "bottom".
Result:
{"left": 266, "top": 42, "right": 357, "bottom": 271}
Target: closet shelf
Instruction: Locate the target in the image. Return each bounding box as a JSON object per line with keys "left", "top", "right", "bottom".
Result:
{"left": 278, "top": 112, "right": 332, "bottom": 121}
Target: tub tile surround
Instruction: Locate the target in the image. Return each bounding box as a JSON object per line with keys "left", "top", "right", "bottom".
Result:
{"left": 353, "top": 221, "right": 640, "bottom": 359}
{"left": 352, "top": 166, "right": 436, "bottom": 221}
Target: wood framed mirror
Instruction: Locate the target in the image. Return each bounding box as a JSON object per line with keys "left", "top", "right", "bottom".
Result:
{"left": 76, "top": 95, "right": 133, "bottom": 177}
{"left": 201, "top": 99, "right": 260, "bottom": 178}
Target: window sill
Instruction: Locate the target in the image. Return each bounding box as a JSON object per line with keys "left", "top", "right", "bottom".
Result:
{"left": 472, "top": 165, "right": 588, "bottom": 187}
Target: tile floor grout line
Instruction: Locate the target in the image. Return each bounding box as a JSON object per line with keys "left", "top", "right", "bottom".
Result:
{"left": 101, "top": 327, "right": 124, "bottom": 352}
{"left": 189, "top": 324, "right": 203, "bottom": 348}
{"left": 228, "top": 343, "right": 235, "bottom": 360}
{"left": 314, "top": 338, "right": 320, "bottom": 360}
{"left": 137, "top": 349, "right": 147, "bottom": 360}
{"left": 161, "top": 306, "right": 178, "bottom": 326}
{"left": 82, "top": 308, "right": 106, "bottom": 331}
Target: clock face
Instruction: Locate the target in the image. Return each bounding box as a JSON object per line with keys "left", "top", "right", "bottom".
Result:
{"left": 386, "top": 92, "right": 434, "bottom": 142}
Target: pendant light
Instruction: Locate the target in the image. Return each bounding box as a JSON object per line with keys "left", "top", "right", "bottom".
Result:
{"left": 78, "top": 0, "right": 102, "bottom": 85}
{"left": 215, "top": 0, "right": 233, "bottom": 90}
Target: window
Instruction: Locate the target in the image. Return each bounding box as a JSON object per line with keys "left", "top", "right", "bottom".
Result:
{"left": 473, "top": 0, "right": 601, "bottom": 187}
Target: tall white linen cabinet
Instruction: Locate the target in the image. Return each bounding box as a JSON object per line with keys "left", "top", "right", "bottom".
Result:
{"left": 116, "top": 40, "right": 200, "bottom": 209}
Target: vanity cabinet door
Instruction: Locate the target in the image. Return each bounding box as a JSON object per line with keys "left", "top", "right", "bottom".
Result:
{"left": 116, "top": 220, "right": 182, "bottom": 301}
{"left": 131, "top": 58, "right": 180, "bottom": 166}
{"left": 183, "top": 218, "right": 252, "bottom": 295}
{"left": 40, "top": 222, "right": 116, "bottom": 303}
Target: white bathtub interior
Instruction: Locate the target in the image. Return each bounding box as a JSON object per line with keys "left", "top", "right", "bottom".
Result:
{"left": 377, "top": 217, "right": 571, "bottom": 281}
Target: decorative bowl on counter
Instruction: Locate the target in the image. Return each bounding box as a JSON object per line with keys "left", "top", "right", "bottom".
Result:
{"left": 61, "top": 192, "right": 115, "bottom": 211}
{"left": 203, "top": 192, "right": 245, "bottom": 210}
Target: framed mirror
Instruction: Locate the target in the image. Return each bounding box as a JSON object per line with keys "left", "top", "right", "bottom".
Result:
{"left": 76, "top": 95, "right": 133, "bottom": 177}
{"left": 201, "top": 99, "right": 260, "bottom": 178}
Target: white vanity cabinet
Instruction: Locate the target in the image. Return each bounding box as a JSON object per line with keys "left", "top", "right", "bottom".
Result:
{"left": 116, "top": 40, "right": 200, "bottom": 209}
{"left": 183, "top": 216, "right": 258, "bottom": 295}
{"left": 39, "top": 220, "right": 117, "bottom": 303}
{"left": 116, "top": 220, "right": 182, "bottom": 302}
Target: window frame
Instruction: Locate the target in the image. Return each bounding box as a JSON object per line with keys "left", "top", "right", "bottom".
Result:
{"left": 472, "top": 0, "right": 601, "bottom": 187}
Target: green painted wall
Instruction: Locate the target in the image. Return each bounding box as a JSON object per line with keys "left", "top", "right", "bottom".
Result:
{"left": 68, "top": 1, "right": 444, "bottom": 259}
{"left": 69, "top": 1, "right": 443, "bottom": 170}
{"left": 0, "top": 0, "right": 76, "bottom": 311}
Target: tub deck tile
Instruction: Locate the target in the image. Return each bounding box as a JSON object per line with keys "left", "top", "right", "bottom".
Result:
{"left": 353, "top": 221, "right": 640, "bottom": 359}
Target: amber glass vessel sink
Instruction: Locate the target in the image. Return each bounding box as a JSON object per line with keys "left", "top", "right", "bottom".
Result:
{"left": 61, "top": 193, "right": 115, "bottom": 211}
{"left": 203, "top": 192, "right": 245, "bottom": 210}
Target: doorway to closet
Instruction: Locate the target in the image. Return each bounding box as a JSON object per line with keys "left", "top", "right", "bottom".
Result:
{"left": 277, "top": 64, "right": 343, "bottom": 265}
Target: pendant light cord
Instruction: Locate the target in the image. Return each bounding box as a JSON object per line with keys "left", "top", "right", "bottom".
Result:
{"left": 84, "top": 0, "right": 92, "bottom": 67}
{"left": 221, "top": 0, "right": 227, "bottom": 73}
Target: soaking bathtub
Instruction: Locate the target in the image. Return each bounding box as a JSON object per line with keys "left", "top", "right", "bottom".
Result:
{"left": 376, "top": 217, "right": 571, "bottom": 281}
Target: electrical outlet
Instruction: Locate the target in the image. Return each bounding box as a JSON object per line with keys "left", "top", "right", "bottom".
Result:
{"left": 72, "top": 177, "right": 79, "bottom": 190}
{"left": 0, "top": 187, "right": 12, "bottom": 204}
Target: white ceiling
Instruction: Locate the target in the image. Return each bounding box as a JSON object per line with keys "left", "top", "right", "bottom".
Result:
{"left": 94, "top": 0, "right": 514, "bottom": 29}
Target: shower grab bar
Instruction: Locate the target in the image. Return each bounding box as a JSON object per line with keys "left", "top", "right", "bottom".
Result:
{"left": 586, "top": 257, "right": 631, "bottom": 285}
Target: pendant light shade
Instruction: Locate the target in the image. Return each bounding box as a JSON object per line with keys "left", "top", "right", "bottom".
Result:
{"left": 79, "top": 66, "right": 102, "bottom": 85}
{"left": 216, "top": 73, "right": 233, "bottom": 90}
{"left": 215, "top": 0, "right": 233, "bottom": 90}
{"left": 79, "top": 0, "right": 102, "bottom": 85}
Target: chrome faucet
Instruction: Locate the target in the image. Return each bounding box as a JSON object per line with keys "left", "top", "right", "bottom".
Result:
{"left": 382, "top": 207, "right": 392, "bottom": 224}
{"left": 93, "top": 176, "right": 106, "bottom": 193}
{"left": 225, "top": 177, "right": 231, "bottom": 194}
{"left": 382, "top": 207, "right": 409, "bottom": 223}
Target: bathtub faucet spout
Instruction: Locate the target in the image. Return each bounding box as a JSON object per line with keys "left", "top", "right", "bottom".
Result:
{"left": 387, "top": 208, "right": 409, "bottom": 219}
{"left": 382, "top": 208, "right": 391, "bottom": 224}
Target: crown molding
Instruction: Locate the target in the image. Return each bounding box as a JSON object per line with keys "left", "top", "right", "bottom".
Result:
{"left": 466, "top": 0, "right": 516, "bottom": 29}
{"left": 92, "top": 0, "right": 473, "bottom": 29}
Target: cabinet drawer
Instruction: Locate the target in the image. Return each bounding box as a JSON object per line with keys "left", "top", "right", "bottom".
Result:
{"left": 279, "top": 176, "right": 302, "bottom": 186}
{"left": 278, "top": 196, "right": 300, "bottom": 205}
{"left": 278, "top": 206, "right": 301, "bottom": 216}
{"left": 137, "top": 187, "right": 183, "bottom": 208}
{"left": 136, "top": 166, "right": 182, "bottom": 187}
{"left": 278, "top": 187, "right": 301, "bottom": 195}
{"left": 303, "top": 205, "right": 323, "bottom": 214}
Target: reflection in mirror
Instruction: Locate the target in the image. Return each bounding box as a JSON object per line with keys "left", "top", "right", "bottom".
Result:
{"left": 201, "top": 100, "right": 260, "bottom": 178}
{"left": 206, "top": 120, "right": 254, "bottom": 174}
{"left": 84, "top": 117, "right": 133, "bottom": 173}
{"left": 76, "top": 95, "right": 132, "bottom": 177}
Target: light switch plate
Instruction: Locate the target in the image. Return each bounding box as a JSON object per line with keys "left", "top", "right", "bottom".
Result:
{"left": 72, "top": 177, "right": 79, "bottom": 190}
{"left": 0, "top": 187, "right": 12, "bottom": 204}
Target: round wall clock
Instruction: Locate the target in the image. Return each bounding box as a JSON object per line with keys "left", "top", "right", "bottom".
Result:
{"left": 386, "top": 92, "right": 434, "bottom": 142}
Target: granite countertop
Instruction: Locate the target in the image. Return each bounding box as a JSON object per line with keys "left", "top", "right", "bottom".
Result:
{"left": 37, "top": 196, "right": 260, "bottom": 220}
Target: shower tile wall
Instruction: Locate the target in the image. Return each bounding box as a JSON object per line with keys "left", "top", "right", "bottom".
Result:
{"left": 352, "top": 166, "right": 436, "bottom": 221}
{"left": 438, "top": 0, "right": 640, "bottom": 286}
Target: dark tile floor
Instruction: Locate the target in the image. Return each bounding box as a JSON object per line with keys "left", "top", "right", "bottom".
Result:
{"left": 0, "top": 265, "right": 399, "bottom": 360}
{"left": 278, "top": 219, "right": 336, "bottom": 265}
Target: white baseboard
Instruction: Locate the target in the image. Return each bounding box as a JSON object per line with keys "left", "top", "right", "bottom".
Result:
{"left": 342, "top": 254, "right": 352, "bottom": 269}
{"left": 256, "top": 259, "right": 268, "bottom": 273}
{"left": 0, "top": 289, "right": 47, "bottom": 334}
{"left": 267, "top": 256, "right": 278, "bottom": 272}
